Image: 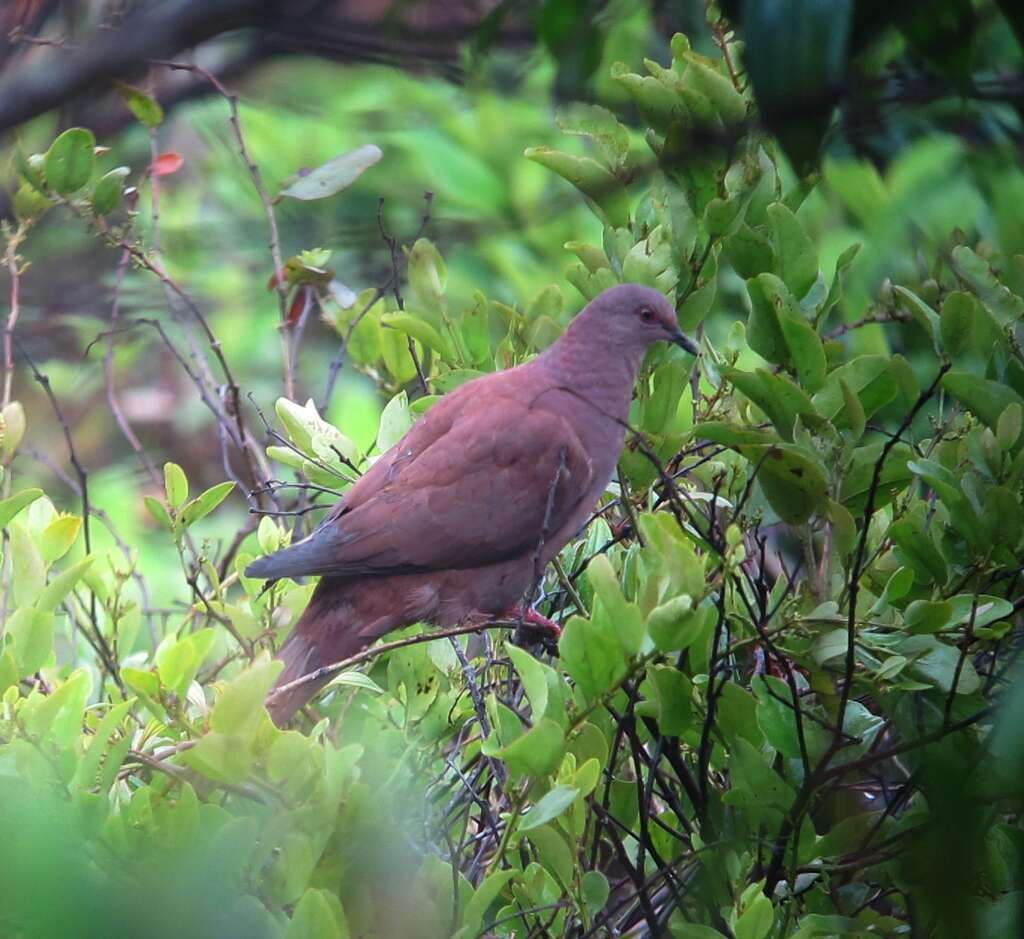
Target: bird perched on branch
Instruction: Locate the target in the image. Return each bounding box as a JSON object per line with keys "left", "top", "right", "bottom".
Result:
{"left": 248, "top": 283, "right": 699, "bottom": 723}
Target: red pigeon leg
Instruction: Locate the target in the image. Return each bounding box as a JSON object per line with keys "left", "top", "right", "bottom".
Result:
{"left": 503, "top": 604, "right": 562, "bottom": 642}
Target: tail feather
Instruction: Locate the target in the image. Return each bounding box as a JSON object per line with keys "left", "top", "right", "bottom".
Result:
{"left": 265, "top": 581, "right": 387, "bottom": 725}
{"left": 266, "top": 627, "right": 329, "bottom": 725}
{"left": 245, "top": 529, "right": 343, "bottom": 581}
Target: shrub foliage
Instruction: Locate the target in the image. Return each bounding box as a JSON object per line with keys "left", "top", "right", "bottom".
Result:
{"left": 2, "top": 26, "right": 1023, "bottom": 939}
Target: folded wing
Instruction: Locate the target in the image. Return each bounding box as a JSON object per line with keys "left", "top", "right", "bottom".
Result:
{"left": 246, "top": 397, "right": 592, "bottom": 580}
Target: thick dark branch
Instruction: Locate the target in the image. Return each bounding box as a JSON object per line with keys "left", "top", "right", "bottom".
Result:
{"left": 0, "top": 0, "right": 289, "bottom": 135}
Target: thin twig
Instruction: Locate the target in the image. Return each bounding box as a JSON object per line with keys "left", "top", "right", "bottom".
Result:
{"left": 266, "top": 620, "right": 518, "bottom": 708}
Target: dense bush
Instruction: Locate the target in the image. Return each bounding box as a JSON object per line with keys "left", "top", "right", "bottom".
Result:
{"left": 2, "top": 11, "right": 1024, "bottom": 939}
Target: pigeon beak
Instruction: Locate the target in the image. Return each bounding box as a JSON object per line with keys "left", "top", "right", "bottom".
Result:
{"left": 669, "top": 329, "right": 700, "bottom": 356}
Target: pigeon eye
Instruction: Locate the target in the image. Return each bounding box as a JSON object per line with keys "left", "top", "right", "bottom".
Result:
{"left": 638, "top": 306, "right": 656, "bottom": 323}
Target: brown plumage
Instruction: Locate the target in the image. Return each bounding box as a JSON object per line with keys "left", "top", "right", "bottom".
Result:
{"left": 248, "top": 284, "right": 698, "bottom": 723}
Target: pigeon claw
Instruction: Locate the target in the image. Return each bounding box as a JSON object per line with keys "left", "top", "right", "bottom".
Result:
{"left": 506, "top": 604, "right": 561, "bottom": 652}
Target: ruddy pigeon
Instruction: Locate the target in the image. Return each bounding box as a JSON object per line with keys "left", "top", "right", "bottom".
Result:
{"left": 248, "top": 283, "right": 698, "bottom": 722}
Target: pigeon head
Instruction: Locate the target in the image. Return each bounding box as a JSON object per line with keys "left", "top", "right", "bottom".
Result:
{"left": 574, "top": 283, "right": 699, "bottom": 356}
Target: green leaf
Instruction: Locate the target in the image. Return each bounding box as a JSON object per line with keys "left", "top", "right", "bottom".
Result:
{"left": 681, "top": 54, "right": 746, "bottom": 123}
{"left": 493, "top": 717, "right": 565, "bottom": 778}
{"left": 376, "top": 391, "right": 414, "bottom": 453}
{"left": 677, "top": 277, "right": 717, "bottom": 331}
{"left": 23, "top": 667, "right": 91, "bottom": 738}
{"left": 558, "top": 611, "right": 627, "bottom": 704}
{"left": 555, "top": 103, "right": 630, "bottom": 169}
{"left": 727, "top": 368, "right": 819, "bottom": 440}
{"left": 525, "top": 146, "right": 630, "bottom": 227}
{"left": 612, "top": 64, "right": 689, "bottom": 132}
{"left": 524, "top": 825, "right": 574, "bottom": 888}
{"left": 581, "top": 870, "right": 610, "bottom": 915}
{"left": 754, "top": 676, "right": 818, "bottom": 758}
{"left": 91, "top": 166, "right": 130, "bottom": 215}
{"left": 777, "top": 310, "right": 826, "bottom": 392}
{"left": 10, "top": 523, "right": 45, "bottom": 606}
{"left": 983, "top": 485, "right": 1023, "bottom": 550}
{"left": 257, "top": 515, "right": 281, "bottom": 554}
{"left": 180, "top": 481, "right": 235, "bottom": 528}
{"left": 753, "top": 443, "right": 829, "bottom": 524}
{"left": 122, "top": 666, "right": 160, "bottom": 701}
{"left": 904, "top": 599, "right": 953, "bottom": 634}
{"left": 7, "top": 607, "right": 55, "bottom": 675}
{"left": 326, "top": 671, "right": 384, "bottom": 695}
{"left": 728, "top": 224, "right": 775, "bottom": 281}
{"left": 671, "top": 926, "right": 728, "bottom": 939}
{"left": 728, "top": 737, "right": 796, "bottom": 809}
{"left": 520, "top": 785, "right": 579, "bottom": 831}
{"left": 647, "top": 595, "right": 705, "bottom": 653}
{"left": 813, "top": 628, "right": 848, "bottom": 665}
{"left": 463, "top": 870, "right": 517, "bottom": 935}
{"left": 790, "top": 914, "right": 866, "bottom": 938}
{"left": 156, "top": 628, "right": 217, "bottom": 697}
{"left": 280, "top": 144, "right": 382, "bottom": 201}
{"left": 997, "top": 403, "right": 1022, "bottom": 450}
{"left": 507, "top": 645, "right": 553, "bottom": 721}
{"left": 940, "top": 291, "right": 976, "bottom": 358}
{"left": 381, "top": 313, "right": 453, "bottom": 360}
{"left": 638, "top": 665, "right": 693, "bottom": 735}
{"left": 745, "top": 272, "right": 827, "bottom": 389}
{"left": 144, "top": 495, "right": 173, "bottom": 531}
{"left": 900, "top": 634, "right": 980, "bottom": 694}
{"left": 38, "top": 515, "right": 82, "bottom": 563}
{"left": 735, "top": 889, "right": 774, "bottom": 939}
{"left": 163, "top": 462, "right": 188, "bottom": 509}
{"left": 37, "top": 556, "right": 94, "bottom": 612}
{"left": 698, "top": 422, "right": 779, "bottom": 447}
{"left": 74, "top": 699, "right": 134, "bottom": 791}
{"left": 840, "top": 442, "right": 914, "bottom": 514}
{"left": 586, "top": 554, "right": 644, "bottom": 656}
{"left": 838, "top": 378, "right": 865, "bottom": 441}
{"left": 209, "top": 655, "right": 283, "bottom": 739}
{"left": 0, "top": 488, "right": 42, "bottom": 529}
{"left": 746, "top": 272, "right": 788, "bottom": 365}
{"left": 13, "top": 181, "right": 50, "bottom": 222}
{"left": 286, "top": 888, "right": 347, "bottom": 939}
{"left": 813, "top": 355, "right": 897, "bottom": 426}
{"left": 827, "top": 499, "right": 856, "bottom": 559}
{"left": 1, "top": 400, "right": 27, "bottom": 458}
{"left": 947, "top": 595, "right": 1014, "bottom": 629}
{"left": 115, "top": 82, "right": 164, "bottom": 127}
{"left": 871, "top": 567, "right": 915, "bottom": 615}
{"left": 819, "top": 242, "right": 861, "bottom": 320}
{"left": 44, "top": 127, "right": 96, "bottom": 195}
{"left": 894, "top": 285, "right": 941, "bottom": 348}
{"left": 768, "top": 202, "right": 817, "bottom": 299}
{"left": 942, "top": 371, "right": 1024, "bottom": 430}
{"left": 875, "top": 655, "right": 909, "bottom": 681}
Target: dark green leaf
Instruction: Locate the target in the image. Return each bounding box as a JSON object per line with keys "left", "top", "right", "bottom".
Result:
{"left": 91, "top": 166, "right": 130, "bottom": 215}
{"left": 942, "top": 371, "right": 1024, "bottom": 430}
{"left": 767, "top": 202, "right": 817, "bottom": 299}
{"left": 940, "top": 291, "right": 976, "bottom": 359}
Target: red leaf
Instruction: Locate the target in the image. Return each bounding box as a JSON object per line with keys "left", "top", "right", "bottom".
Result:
{"left": 267, "top": 271, "right": 284, "bottom": 291}
{"left": 152, "top": 152, "right": 183, "bottom": 176}
{"left": 286, "top": 287, "right": 312, "bottom": 326}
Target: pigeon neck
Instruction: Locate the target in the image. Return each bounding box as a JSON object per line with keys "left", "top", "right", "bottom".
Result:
{"left": 539, "top": 325, "right": 645, "bottom": 412}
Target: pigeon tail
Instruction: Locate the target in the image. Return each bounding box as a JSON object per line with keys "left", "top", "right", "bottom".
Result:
{"left": 266, "top": 588, "right": 362, "bottom": 724}
{"left": 266, "top": 625, "right": 330, "bottom": 725}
